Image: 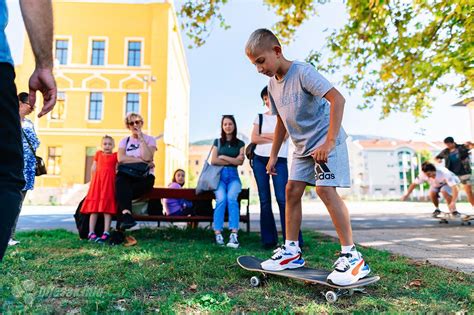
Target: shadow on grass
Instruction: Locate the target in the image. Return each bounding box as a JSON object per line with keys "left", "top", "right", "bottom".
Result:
{"left": 0, "top": 228, "right": 472, "bottom": 313}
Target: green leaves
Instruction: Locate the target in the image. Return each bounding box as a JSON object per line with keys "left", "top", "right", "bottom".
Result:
{"left": 179, "top": 0, "right": 473, "bottom": 118}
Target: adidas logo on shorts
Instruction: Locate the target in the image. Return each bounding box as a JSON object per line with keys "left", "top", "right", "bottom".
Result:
{"left": 315, "top": 163, "right": 335, "bottom": 180}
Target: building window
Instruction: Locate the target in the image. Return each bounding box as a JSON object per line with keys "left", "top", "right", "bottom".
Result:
{"left": 127, "top": 41, "right": 141, "bottom": 66}
{"left": 55, "top": 40, "right": 69, "bottom": 65}
{"left": 195, "top": 160, "right": 199, "bottom": 166}
{"left": 125, "top": 93, "right": 139, "bottom": 114}
{"left": 91, "top": 40, "right": 105, "bottom": 65}
{"left": 89, "top": 92, "right": 103, "bottom": 120}
{"left": 51, "top": 92, "right": 65, "bottom": 120}
{"left": 47, "top": 147, "right": 62, "bottom": 175}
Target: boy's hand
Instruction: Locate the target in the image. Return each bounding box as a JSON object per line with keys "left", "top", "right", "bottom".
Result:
{"left": 401, "top": 195, "right": 408, "bottom": 201}
{"left": 266, "top": 156, "right": 278, "bottom": 175}
{"left": 312, "top": 140, "right": 335, "bottom": 163}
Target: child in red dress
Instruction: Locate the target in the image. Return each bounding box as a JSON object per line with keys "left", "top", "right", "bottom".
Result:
{"left": 81, "top": 135, "right": 118, "bottom": 243}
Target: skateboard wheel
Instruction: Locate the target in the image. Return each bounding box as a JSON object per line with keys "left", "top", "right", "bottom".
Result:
{"left": 325, "top": 291, "right": 338, "bottom": 303}
{"left": 250, "top": 276, "right": 260, "bottom": 287}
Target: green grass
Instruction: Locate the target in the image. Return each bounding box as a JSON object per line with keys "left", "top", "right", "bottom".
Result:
{"left": 0, "top": 228, "right": 472, "bottom": 313}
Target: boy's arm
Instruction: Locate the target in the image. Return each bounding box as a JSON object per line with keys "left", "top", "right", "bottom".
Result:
{"left": 312, "top": 88, "right": 345, "bottom": 163}
{"left": 266, "top": 116, "right": 286, "bottom": 175}
{"left": 401, "top": 183, "right": 417, "bottom": 200}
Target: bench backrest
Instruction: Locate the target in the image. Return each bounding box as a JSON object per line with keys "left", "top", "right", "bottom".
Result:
{"left": 146, "top": 188, "right": 249, "bottom": 201}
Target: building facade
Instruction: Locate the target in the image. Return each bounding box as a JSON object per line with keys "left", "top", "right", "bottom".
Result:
{"left": 14, "top": 0, "right": 190, "bottom": 202}
{"left": 347, "top": 138, "right": 445, "bottom": 198}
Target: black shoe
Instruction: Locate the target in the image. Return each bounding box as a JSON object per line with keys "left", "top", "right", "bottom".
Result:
{"left": 432, "top": 209, "right": 442, "bottom": 217}
{"left": 120, "top": 213, "right": 137, "bottom": 230}
{"left": 451, "top": 211, "right": 461, "bottom": 218}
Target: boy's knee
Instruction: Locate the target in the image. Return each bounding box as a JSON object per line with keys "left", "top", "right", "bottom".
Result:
{"left": 315, "top": 186, "right": 335, "bottom": 200}
{"left": 285, "top": 183, "right": 303, "bottom": 201}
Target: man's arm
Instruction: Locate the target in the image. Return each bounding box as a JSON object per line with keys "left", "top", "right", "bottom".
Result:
{"left": 20, "top": 0, "right": 57, "bottom": 117}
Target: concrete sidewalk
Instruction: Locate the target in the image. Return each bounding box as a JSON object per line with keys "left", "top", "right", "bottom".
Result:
{"left": 14, "top": 201, "right": 474, "bottom": 273}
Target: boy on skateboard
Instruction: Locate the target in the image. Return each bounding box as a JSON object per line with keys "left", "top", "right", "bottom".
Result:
{"left": 245, "top": 29, "right": 370, "bottom": 286}
{"left": 402, "top": 162, "right": 461, "bottom": 217}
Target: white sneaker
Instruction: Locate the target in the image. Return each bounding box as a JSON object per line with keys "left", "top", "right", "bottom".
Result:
{"left": 260, "top": 244, "right": 305, "bottom": 271}
{"left": 226, "top": 233, "right": 239, "bottom": 249}
{"left": 8, "top": 239, "right": 20, "bottom": 246}
{"left": 215, "top": 234, "right": 224, "bottom": 246}
{"left": 327, "top": 251, "right": 371, "bottom": 286}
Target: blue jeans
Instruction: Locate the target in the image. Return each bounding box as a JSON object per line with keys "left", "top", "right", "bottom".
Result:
{"left": 253, "top": 155, "right": 303, "bottom": 246}
{"left": 213, "top": 166, "right": 242, "bottom": 232}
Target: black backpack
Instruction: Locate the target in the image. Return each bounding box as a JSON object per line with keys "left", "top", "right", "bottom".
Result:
{"left": 245, "top": 114, "right": 263, "bottom": 167}
{"left": 74, "top": 198, "right": 104, "bottom": 240}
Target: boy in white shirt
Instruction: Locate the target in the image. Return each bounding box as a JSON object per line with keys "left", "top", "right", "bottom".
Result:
{"left": 402, "top": 162, "right": 460, "bottom": 217}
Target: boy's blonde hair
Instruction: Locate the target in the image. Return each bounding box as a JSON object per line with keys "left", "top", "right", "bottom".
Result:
{"left": 245, "top": 28, "right": 281, "bottom": 56}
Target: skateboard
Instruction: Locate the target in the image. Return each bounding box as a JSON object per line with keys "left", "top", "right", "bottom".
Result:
{"left": 435, "top": 212, "right": 474, "bottom": 225}
{"left": 237, "top": 255, "right": 380, "bottom": 303}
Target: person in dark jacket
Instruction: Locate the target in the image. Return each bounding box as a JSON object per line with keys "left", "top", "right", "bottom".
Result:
{"left": 436, "top": 137, "right": 473, "bottom": 210}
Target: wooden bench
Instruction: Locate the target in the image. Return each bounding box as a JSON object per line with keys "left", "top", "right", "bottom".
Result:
{"left": 130, "top": 188, "right": 251, "bottom": 232}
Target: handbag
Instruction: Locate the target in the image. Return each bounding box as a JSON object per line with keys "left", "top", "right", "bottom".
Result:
{"left": 117, "top": 162, "right": 150, "bottom": 178}
{"left": 22, "top": 129, "right": 47, "bottom": 176}
{"left": 245, "top": 113, "right": 263, "bottom": 167}
{"left": 196, "top": 139, "right": 223, "bottom": 194}
{"left": 117, "top": 136, "right": 150, "bottom": 178}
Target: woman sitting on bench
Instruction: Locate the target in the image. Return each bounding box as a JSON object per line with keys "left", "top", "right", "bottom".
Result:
{"left": 164, "top": 169, "right": 194, "bottom": 216}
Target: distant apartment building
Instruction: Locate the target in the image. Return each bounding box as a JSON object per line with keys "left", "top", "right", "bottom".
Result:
{"left": 347, "top": 138, "right": 445, "bottom": 197}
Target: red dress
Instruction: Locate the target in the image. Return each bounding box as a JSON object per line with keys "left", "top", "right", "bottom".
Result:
{"left": 80, "top": 151, "right": 118, "bottom": 215}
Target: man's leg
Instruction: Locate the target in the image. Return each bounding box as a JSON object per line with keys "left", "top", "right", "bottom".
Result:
{"left": 0, "top": 63, "right": 25, "bottom": 260}
{"left": 463, "top": 183, "right": 474, "bottom": 207}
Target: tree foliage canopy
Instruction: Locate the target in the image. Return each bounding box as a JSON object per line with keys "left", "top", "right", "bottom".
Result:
{"left": 178, "top": 0, "right": 473, "bottom": 119}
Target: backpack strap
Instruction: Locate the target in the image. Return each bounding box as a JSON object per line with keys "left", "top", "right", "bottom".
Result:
{"left": 258, "top": 113, "right": 263, "bottom": 135}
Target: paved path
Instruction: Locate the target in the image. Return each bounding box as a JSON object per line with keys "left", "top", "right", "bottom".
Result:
{"left": 14, "top": 201, "right": 474, "bottom": 273}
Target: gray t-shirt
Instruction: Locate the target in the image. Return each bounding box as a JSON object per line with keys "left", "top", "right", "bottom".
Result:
{"left": 268, "top": 61, "right": 347, "bottom": 157}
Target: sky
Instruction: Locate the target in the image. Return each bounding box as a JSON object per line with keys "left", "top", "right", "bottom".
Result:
{"left": 6, "top": 0, "right": 471, "bottom": 143}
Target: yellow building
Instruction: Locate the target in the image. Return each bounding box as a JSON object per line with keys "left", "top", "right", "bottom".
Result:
{"left": 14, "top": 0, "right": 190, "bottom": 202}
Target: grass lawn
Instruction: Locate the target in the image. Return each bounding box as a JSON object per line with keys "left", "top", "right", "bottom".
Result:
{"left": 0, "top": 227, "right": 472, "bottom": 313}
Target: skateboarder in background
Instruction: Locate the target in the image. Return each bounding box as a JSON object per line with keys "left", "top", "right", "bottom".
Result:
{"left": 402, "top": 162, "right": 461, "bottom": 217}
{"left": 436, "top": 137, "right": 474, "bottom": 212}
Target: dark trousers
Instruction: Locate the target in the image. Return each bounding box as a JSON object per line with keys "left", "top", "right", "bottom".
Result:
{"left": 253, "top": 155, "right": 303, "bottom": 247}
{"left": 0, "top": 63, "right": 25, "bottom": 260}
{"left": 115, "top": 172, "right": 155, "bottom": 214}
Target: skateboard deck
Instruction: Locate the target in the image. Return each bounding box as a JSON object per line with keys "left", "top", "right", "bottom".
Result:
{"left": 237, "top": 255, "right": 380, "bottom": 303}
{"left": 435, "top": 212, "right": 473, "bottom": 225}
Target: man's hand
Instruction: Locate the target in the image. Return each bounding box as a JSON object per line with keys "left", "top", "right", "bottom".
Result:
{"left": 29, "top": 67, "right": 57, "bottom": 118}
{"left": 266, "top": 156, "right": 278, "bottom": 175}
{"left": 311, "top": 140, "right": 335, "bottom": 163}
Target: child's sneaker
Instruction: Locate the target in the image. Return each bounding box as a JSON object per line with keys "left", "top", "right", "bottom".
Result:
{"left": 88, "top": 232, "right": 98, "bottom": 242}
{"left": 96, "top": 232, "right": 110, "bottom": 244}
{"left": 260, "top": 245, "right": 305, "bottom": 271}
{"left": 226, "top": 233, "right": 239, "bottom": 249}
{"left": 215, "top": 234, "right": 224, "bottom": 246}
{"left": 451, "top": 211, "right": 461, "bottom": 218}
{"left": 432, "top": 209, "right": 442, "bottom": 217}
{"left": 327, "top": 251, "right": 371, "bottom": 286}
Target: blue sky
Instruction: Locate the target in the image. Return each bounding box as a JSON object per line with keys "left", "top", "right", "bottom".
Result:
{"left": 6, "top": 0, "right": 471, "bottom": 143}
